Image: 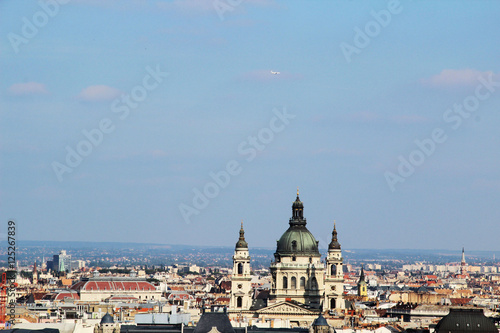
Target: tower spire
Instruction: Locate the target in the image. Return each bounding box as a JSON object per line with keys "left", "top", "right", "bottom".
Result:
{"left": 359, "top": 265, "right": 365, "bottom": 282}
{"left": 329, "top": 221, "right": 341, "bottom": 250}
{"left": 235, "top": 220, "right": 248, "bottom": 249}
{"left": 460, "top": 247, "right": 467, "bottom": 275}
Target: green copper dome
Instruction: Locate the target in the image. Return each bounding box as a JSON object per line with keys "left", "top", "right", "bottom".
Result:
{"left": 275, "top": 192, "right": 320, "bottom": 257}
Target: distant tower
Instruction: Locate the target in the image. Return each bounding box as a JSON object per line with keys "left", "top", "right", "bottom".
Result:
{"left": 33, "top": 262, "right": 38, "bottom": 285}
{"left": 41, "top": 256, "right": 46, "bottom": 271}
{"left": 357, "top": 265, "right": 367, "bottom": 298}
{"left": 460, "top": 247, "right": 467, "bottom": 275}
{"left": 229, "top": 221, "right": 252, "bottom": 311}
{"left": 324, "top": 222, "right": 345, "bottom": 310}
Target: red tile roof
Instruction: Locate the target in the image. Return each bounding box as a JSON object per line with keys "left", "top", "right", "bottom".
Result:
{"left": 71, "top": 280, "right": 156, "bottom": 292}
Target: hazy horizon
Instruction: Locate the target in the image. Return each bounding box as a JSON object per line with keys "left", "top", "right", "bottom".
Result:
{"left": 2, "top": 1, "right": 500, "bottom": 251}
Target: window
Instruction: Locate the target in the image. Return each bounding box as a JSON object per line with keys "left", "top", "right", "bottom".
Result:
{"left": 330, "top": 298, "right": 336, "bottom": 309}
{"left": 300, "top": 277, "right": 305, "bottom": 289}
{"left": 283, "top": 276, "right": 288, "bottom": 289}
{"left": 291, "top": 276, "right": 296, "bottom": 289}
{"left": 237, "top": 297, "right": 242, "bottom": 308}
{"left": 331, "top": 265, "right": 336, "bottom": 276}
{"left": 237, "top": 263, "right": 243, "bottom": 275}
{"left": 311, "top": 277, "right": 318, "bottom": 290}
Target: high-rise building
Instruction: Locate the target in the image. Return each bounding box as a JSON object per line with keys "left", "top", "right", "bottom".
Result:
{"left": 47, "top": 250, "right": 72, "bottom": 273}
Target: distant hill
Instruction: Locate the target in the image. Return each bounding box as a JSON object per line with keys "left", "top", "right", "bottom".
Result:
{"left": 1, "top": 240, "right": 498, "bottom": 263}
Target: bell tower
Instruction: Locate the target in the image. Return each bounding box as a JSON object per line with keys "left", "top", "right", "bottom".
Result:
{"left": 357, "top": 265, "right": 367, "bottom": 298}
{"left": 324, "top": 223, "right": 345, "bottom": 310}
{"left": 229, "top": 221, "right": 252, "bottom": 311}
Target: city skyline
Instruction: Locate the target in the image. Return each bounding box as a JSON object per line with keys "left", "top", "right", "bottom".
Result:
{"left": 1, "top": 1, "right": 500, "bottom": 251}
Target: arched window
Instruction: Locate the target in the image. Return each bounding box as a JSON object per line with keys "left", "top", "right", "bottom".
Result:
{"left": 237, "top": 297, "right": 242, "bottom": 308}
{"left": 237, "top": 263, "right": 243, "bottom": 275}
{"left": 283, "top": 276, "right": 288, "bottom": 289}
{"left": 331, "top": 265, "right": 336, "bottom": 276}
{"left": 300, "top": 277, "right": 305, "bottom": 289}
{"left": 292, "top": 240, "right": 297, "bottom": 251}
{"left": 291, "top": 276, "right": 297, "bottom": 289}
{"left": 311, "top": 277, "right": 318, "bottom": 290}
{"left": 330, "top": 298, "right": 336, "bottom": 309}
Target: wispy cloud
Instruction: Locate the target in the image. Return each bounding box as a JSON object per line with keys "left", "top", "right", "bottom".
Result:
{"left": 389, "top": 114, "right": 429, "bottom": 124}
{"left": 314, "top": 111, "right": 430, "bottom": 125}
{"left": 8, "top": 82, "right": 49, "bottom": 96}
{"left": 156, "top": 0, "right": 214, "bottom": 14}
{"left": 421, "top": 69, "right": 497, "bottom": 88}
{"left": 77, "top": 85, "right": 121, "bottom": 102}
{"left": 150, "top": 149, "right": 168, "bottom": 158}
{"left": 311, "top": 147, "right": 361, "bottom": 156}
{"left": 471, "top": 178, "right": 500, "bottom": 191}
{"left": 157, "top": 0, "right": 277, "bottom": 16}
{"left": 346, "top": 111, "right": 381, "bottom": 123}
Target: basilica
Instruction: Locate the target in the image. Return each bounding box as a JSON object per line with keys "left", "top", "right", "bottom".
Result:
{"left": 228, "top": 191, "right": 345, "bottom": 325}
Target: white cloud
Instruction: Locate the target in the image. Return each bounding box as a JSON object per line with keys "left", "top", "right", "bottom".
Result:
{"left": 421, "top": 69, "right": 496, "bottom": 87}
{"left": 8, "top": 82, "right": 48, "bottom": 96}
{"left": 77, "top": 85, "right": 121, "bottom": 102}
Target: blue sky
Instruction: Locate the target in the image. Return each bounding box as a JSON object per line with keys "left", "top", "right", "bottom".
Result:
{"left": 1, "top": 0, "right": 500, "bottom": 251}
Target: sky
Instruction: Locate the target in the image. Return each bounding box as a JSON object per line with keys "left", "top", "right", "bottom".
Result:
{"left": 1, "top": 0, "right": 500, "bottom": 252}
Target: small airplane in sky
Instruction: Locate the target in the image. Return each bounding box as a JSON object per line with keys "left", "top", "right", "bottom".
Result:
{"left": 270, "top": 71, "right": 280, "bottom": 75}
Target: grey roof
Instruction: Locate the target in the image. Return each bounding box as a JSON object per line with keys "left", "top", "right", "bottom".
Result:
{"left": 312, "top": 314, "right": 329, "bottom": 327}
{"left": 193, "top": 311, "right": 235, "bottom": 333}
{"left": 435, "top": 308, "right": 497, "bottom": 333}
{"left": 100, "top": 313, "right": 114, "bottom": 324}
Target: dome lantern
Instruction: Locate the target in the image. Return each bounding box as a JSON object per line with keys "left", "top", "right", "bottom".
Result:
{"left": 275, "top": 191, "right": 320, "bottom": 257}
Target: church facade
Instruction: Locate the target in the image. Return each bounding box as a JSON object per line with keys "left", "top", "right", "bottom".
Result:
{"left": 229, "top": 191, "right": 345, "bottom": 324}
